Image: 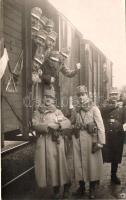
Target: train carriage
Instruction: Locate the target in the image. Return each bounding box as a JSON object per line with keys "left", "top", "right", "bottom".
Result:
{"left": 1, "top": 0, "right": 112, "bottom": 195}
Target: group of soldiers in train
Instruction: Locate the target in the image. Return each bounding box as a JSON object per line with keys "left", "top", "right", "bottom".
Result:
{"left": 31, "top": 7, "right": 80, "bottom": 93}
{"left": 31, "top": 7, "right": 126, "bottom": 199}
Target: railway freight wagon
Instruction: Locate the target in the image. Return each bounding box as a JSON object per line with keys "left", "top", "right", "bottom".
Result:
{"left": 1, "top": 0, "right": 112, "bottom": 197}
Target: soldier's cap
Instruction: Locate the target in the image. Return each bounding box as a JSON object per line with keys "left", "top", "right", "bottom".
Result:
{"left": 46, "top": 19, "right": 54, "bottom": 27}
{"left": 109, "top": 87, "right": 119, "bottom": 94}
{"left": 47, "top": 31, "right": 57, "bottom": 41}
{"left": 76, "top": 85, "right": 88, "bottom": 95}
{"left": 31, "top": 7, "right": 42, "bottom": 20}
{"left": 44, "top": 88, "right": 55, "bottom": 99}
{"left": 32, "top": 26, "right": 39, "bottom": 32}
{"left": 34, "top": 55, "right": 44, "bottom": 65}
{"left": 38, "top": 30, "right": 47, "bottom": 40}
{"left": 60, "top": 48, "right": 70, "bottom": 58}
{"left": 49, "top": 51, "right": 60, "bottom": 62}
{"left": 40, "top": 16, "right": 48, "bottom": 26}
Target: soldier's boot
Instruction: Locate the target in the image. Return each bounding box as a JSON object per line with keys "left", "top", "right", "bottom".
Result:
{"left": 111, "top": 162, "right": 121, "bottom": 185}
{"left": 63, "top": 183, "right": 71, "bottom": 198}
{"left": 53, "top": 186, "right": 61, "bottom": 199}
{"left": 73, "top": 180, "right": 85, "bottom": 197}
{"left": 89, "top": 181, "right": 96, "bottom": 199}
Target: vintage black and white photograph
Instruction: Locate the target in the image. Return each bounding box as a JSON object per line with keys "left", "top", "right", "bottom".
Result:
{"left": 0, "top": 0, "right": 126, "bottom": 199}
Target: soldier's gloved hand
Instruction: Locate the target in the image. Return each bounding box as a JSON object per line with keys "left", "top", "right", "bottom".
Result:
{"left": 97, "top": 143, "right": 103, "bottom": 148}
{"left": 114, "top": 101, "right": 120, "bottom": 108}
{"left": 38, "top": 69, "right": 43, "bottom": 77}
{"left": 51, "top": 76, "right": 55, "bottom": 83}
{"left": 123, "top": 123, "right": 126, "bottom": 131}
{"left": 76, "top": 63, "right": 81, "bottom": 70}
{"left": 116, "top": 101, "right": 123, "bottom": 108}
{"left": 92, "top": 143, "right": 103, "bottom": 153}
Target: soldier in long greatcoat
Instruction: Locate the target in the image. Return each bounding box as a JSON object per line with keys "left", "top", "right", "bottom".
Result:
{"left": 32, "top": 88, "right": 71, "bottom": 198}
{"left": 71, "top": 85, "right": 105, "bottom": 199}
{"left": 100, "top": 87, "right": 126, "bottom": 185}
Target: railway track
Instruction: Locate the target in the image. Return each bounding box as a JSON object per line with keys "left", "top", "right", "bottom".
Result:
{"left": 2, "top": 140, "right": 35, "bottom": 189}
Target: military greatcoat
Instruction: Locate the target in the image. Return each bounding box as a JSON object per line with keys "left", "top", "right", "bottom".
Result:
{"left": 71, "top": 103, "right": 105, "bottom": 182}
{"left": 32, "top": 104, "right": 71, "bottom": 188}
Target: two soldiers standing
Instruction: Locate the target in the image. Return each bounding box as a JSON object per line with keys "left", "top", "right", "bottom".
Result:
{"left": 32, "top": 85, "right": 106, "bottom": 199}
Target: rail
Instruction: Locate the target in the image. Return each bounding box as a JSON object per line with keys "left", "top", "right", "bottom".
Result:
{"left": 2, "top": 141, "right": 35, "bottom": 189}
{"left": 2, "top": 166, "right": 34, "bottom": 189}
{"left": 1, "top": 141, "right": 30, "bottom": 155}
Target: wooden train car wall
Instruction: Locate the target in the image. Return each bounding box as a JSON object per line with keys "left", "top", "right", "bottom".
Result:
{"left": 80, "top": 40, "right": 93, "bottom": 99}
{"left": 1, "top": 0, "right": 24, "bottom": 137}
{"left": 80, "top": 40, "right": 99, "bottom": 103}
{"left": 58, "top": 15, "right": 82, "bottom": 110}
{"left": 80, "top": 39, "right": 112, "bottom": 104}
{"left": 1, "top": 0, "right": 60, "bottom": 142}
{"left": 1, "top": 0, "right": 40, "bottom": 142}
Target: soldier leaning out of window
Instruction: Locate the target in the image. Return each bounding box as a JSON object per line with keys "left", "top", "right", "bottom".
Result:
{"left": 41, "top": 50, "right": 81, "bottom": 90}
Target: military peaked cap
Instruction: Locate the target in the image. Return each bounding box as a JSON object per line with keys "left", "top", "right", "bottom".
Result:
{"left": 76, "top": 85, "right": 88, "bottom": 95}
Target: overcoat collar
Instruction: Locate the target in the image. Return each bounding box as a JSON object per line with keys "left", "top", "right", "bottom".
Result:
{"left": 38, "top": 104, "right": 57, "bottom": 113}
{"left": 76, "top": 100, "right": 94, "bottom": 112}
